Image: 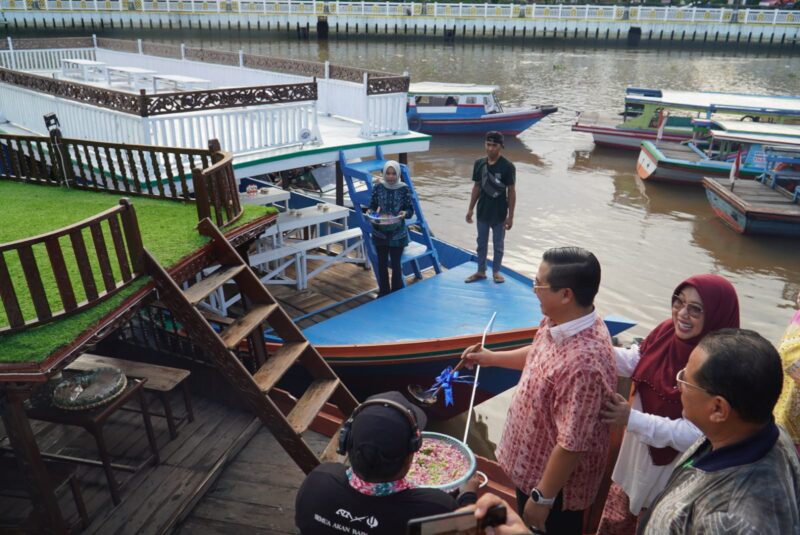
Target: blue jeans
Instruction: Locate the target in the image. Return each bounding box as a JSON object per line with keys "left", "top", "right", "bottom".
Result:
{"left": 476, "top": 219, "right": 505, "bottom": 274}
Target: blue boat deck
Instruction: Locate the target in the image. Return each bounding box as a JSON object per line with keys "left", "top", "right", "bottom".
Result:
{"left": 303, "top": 262, "right": 542, "bottom": 345}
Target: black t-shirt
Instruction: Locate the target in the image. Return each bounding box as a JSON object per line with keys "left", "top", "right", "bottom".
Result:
{"left": 472, "top": 156, "right": 516, "bottom": 225}
{"left": 295, "top": 463, "right": 460, "bottom": 535}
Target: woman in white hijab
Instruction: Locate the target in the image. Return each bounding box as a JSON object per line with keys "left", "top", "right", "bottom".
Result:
{"left": 368, "top": 160, "right": 415, "bottom": 296}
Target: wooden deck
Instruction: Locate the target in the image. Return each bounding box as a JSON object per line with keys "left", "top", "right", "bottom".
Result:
{"left": 251, "top": 256, "right": 437, "bottom": 330}
{"left": 0, "top": 395, "right": 259, "bottom": 534}
{"left": 177, "top": 427, "right": 328, "bottom": 534}
{"left": 707, "top": 178, "right": 800, "bottom": 216}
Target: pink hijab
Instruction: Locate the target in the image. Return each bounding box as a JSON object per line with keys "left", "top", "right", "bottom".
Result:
{"left": 631, "top": 274, "right": 740, "bottom": 465}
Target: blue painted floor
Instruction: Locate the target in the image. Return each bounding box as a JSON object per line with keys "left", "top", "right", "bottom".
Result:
{"left": 304, "top": 262, "right": 543, "bottom": 345}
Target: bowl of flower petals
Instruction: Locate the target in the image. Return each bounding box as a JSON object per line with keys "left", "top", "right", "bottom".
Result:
{"left": 366, "top": 211, "right": 403, "bottom": 230}
{"left": 406, "top": 432, "right": 476, "bottom": 492}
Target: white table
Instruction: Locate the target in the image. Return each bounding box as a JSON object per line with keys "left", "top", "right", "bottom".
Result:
{"left": 106, "top": 66, "right": 157, "bottom": 88}
{"left": 61, "top": 59, "right": 106, "bottom": 81}
{"left": 153, "top": 74, "right": 212, "bottom": 93}
{"left": 239, "top": 188, "right": 291, "bottom": 211}
{"left": 277, "top": 204, "right": 350, "bottom": 240}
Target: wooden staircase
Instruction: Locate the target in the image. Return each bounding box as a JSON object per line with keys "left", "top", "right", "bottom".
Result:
{"left": 143, "top": 218, "right": 358, "bottom": 473}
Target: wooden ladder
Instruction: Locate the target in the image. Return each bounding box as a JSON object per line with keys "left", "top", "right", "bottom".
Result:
{"left": 143, "top": 218, "right": 358, "bottom": 473}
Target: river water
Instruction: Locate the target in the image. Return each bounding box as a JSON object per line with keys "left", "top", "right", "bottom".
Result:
{"left": 34, "top": 31, "right": 800, "bottom": 454}
{"left": 175, "top": 34, "right": 800, "bottom": 455}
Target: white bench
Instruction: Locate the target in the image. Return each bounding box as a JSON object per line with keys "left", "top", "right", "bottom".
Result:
{"left": 286, "top": 227, "right": 367, "bottom": 290}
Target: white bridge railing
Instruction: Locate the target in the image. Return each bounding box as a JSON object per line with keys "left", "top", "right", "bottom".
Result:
{"left": 1, "top": 1, "right": 799, "bottom": 26}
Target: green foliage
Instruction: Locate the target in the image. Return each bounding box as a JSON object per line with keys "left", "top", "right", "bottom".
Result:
{"left": 0, "top": 181, "right": 275, "bottom": 363}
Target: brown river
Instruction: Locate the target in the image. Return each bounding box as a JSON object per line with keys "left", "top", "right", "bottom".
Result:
{"left": 37, "top": 30, "right": 800, "bottom": 455}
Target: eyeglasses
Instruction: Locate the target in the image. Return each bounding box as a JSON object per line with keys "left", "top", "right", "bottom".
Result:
{"left": 671, "top": 294, "right": 704, "bottom": 319}
{"left": 675, "top": 368, "right": 712, "bottom": 395}
{"left": 532, "top": 280, "right": 552, "bottom": 292}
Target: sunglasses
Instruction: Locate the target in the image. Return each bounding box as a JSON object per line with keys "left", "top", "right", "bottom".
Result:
{"left": 671, "top": 294, "right": 704, "bottom": 319}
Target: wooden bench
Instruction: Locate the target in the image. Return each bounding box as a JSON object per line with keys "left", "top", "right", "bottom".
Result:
{"left": 67, "top": 354, "right": 194, "bottom": 440}
{"left": 0, "top": 456, "right": 89, "bottom": 533}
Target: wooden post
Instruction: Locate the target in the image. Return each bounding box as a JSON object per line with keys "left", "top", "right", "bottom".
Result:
{"left": 193, "top": 167, "right": 211, "bottom": 225}
{"left": 1, "top": 384, "right": 68, "bottom": 535}
{"left": 335, "top": 160, "right": 344, "bottom": 207}
{"left": 118, "top": 198, "right": 145, "bottom": 274}
{"left": 399, "top": 152, "right": 408, "bottom": 166}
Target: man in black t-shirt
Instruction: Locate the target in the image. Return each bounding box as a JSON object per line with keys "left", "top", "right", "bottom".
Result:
{"left": 295, "top": 391, "right": 477, "bottom": 535}
{"left": 465, "top": 131, "right": 516, "bottom": 284}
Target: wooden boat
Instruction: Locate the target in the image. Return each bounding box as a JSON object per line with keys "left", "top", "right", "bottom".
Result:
{"left": 573, "top": 87, "right": 800, "bottom": 150}
{"left": 637, "top": 121, "right": 800, "bottom": 186}
{"left": 703, "top": 147, "right": 800, "bottom": 236}
{"left": 407, "top": 82, "right": 558, "bottom": 136}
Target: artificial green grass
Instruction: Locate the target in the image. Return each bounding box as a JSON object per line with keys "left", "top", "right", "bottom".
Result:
{"left": 0, "top": 181, "right": 275, "bottom": 364}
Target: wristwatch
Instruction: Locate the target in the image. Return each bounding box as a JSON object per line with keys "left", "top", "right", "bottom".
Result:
{"left": 529, "top": 487, "right": 556, "bottom": 508}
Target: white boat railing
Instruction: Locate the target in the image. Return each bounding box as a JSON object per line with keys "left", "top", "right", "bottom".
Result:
{"left": 0, "top": 81, "right": 321, "bottom": 151}
{"left": 0, "top": 82, "right": 148, "bottom": 143}
{"left": 149, "top": 102, "right": 320, "bottom": 153}
{"left": 363, "top": 92, "right": 409, "bottom": 137}
{"left": 2, "top": 1, "right": 798, "bottom": 26}
{"left": 0, "top": 47, "right": 96, "bottom": 71}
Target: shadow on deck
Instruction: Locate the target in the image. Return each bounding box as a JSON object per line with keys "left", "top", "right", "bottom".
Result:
{"left": 0, "top": 396, "right": 260, "bottom": 534}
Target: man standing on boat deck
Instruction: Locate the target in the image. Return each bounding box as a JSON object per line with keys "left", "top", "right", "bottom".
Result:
{"left": 465, "top": 131, "right": 516, "bottom": 284}
{"left": 462, "top": 247, "right": 616, "bottom": 535}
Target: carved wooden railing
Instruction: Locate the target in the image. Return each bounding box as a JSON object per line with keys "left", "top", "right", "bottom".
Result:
{"left": 192, "top": 140, "right": 243, "bottom": 229}
{"left": 0, "top": 134, "right": 243, "bottom": 227}
{"left": 0, "top": 67, "right": 318, "bottom": 117}
{"left": 0, "top": 132, "right": 214, "bottom": 201}
{"left": 0, "top": 199, "right": 145, "bottom": 334}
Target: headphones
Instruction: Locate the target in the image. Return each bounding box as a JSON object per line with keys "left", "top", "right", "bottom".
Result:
{"left": 337, "top": 398, "right": 422, "bottom": 456}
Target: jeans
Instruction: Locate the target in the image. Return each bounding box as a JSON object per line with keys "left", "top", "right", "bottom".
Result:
{"left": 476, "top": 219, "right": 505, "bottom": 274}
{"left": 515, "top": 488, "right": 584, "bottom": 535}
{"left": 375, "top": 244, "right": 404, "bottom": 296}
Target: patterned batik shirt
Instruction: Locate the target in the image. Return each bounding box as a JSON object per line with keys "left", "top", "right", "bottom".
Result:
{"left": 368, "top": 183, "right": 414, "bottom": 248}
{"left": 495, "top": 312, "right": 616, "bottom": 510}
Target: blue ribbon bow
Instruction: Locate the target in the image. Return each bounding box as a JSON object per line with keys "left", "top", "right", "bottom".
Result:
{"left": 425, "top": 366, "right": 477, "bottom": 406}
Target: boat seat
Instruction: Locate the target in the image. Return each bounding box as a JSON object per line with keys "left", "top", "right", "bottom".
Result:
{"left": 286, "top": 227, "right": 368, "bottom": 289}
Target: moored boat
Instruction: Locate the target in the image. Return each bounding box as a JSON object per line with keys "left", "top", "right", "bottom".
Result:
{"left": 407, "top": 82, "right": 557, "bottom": 136}
{"left": 573, "top": 87, "right": 800, "bottom": 150}
{"left": 637, "top": 121, "right": 800, "bottom": 185}
{"left": 703, "top": 147, "right": 800, "bottom": 236}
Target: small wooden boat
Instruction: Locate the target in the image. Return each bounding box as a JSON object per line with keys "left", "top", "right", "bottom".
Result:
{"left": 573, "top": 87, "right": 800, "bottom": 150}
{"left": 703, "top": 147, "right": 800, "bottom": 237}
{"left": 637, "top": 121, "right": 800, "bottom": 186}
{"left": 407, "top": 82, "right": 557, "bottom": 136}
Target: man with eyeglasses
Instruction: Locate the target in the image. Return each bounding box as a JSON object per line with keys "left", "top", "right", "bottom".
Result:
{"left": 462, "top": 247, "right": 615, "bottom": 534}
{"left": 638, "top": 329, "right": 800, "bottom": 535}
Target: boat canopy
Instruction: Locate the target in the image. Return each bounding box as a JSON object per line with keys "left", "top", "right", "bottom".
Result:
{"left": 707, "top": 120, "right": 800, "bottom": 138}
{"left": 710, "top": 130, "right": 800, "bottom": 149}
{"left": 625, "top": 87, "right": 800, "bottom": 116}
{"left": 409, "top": 82, "right": 499, "bottom": 96}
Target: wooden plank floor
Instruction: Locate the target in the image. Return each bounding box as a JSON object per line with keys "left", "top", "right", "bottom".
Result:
{"left": 254, "top": 256, "right": 437, "bottom": 330}
{"left": 732, "top": 180, "right": 800, "bottom": 214}
{"left": 177, "top": 427, "right": 329, "bottom": 535}
{"left": 0, "top": 395, "right": 259, "bottom": 534}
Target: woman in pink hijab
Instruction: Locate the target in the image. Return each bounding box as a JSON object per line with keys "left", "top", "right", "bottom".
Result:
{"left": 596, "top": 274, "right": 740, "bottom": 535}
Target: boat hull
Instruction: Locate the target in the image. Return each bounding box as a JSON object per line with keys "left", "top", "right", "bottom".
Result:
{"left": 703, "top": 178, "right": 800, "bottom": 237}
{"left": 409, "top": 107, "right": 558, "bottom": 136}
{"left": 636, "top": 141, "right": 760, "bottom": 186}
{"left": 572, "top": 122, "right": 689, "bottom": 150}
